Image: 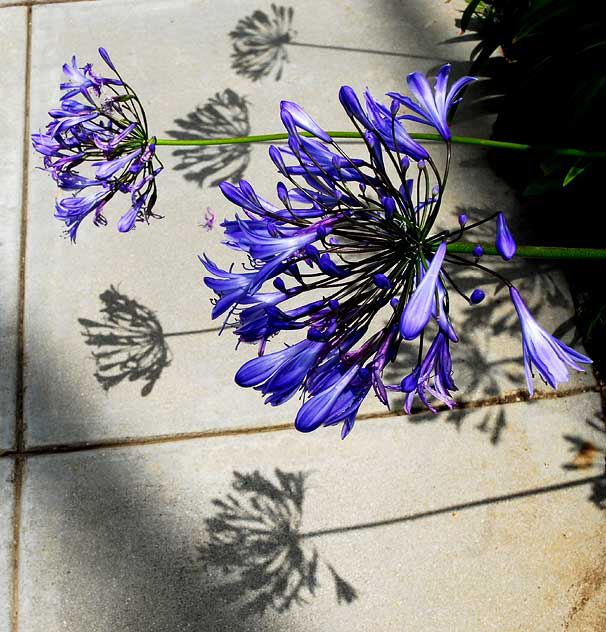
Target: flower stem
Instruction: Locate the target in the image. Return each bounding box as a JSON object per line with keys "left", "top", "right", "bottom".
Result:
{"left": 155, "top": 133, "right": 606, "bottom": 158}
{"left": 445, "top": 242, "right": 606, "bottom": 260}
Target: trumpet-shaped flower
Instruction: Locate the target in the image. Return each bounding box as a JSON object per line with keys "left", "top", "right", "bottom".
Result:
{"left": 510, "top": 287, "right": 591, "bottom": 395}
{"left": 388, "top": 331, "right": 457, "bottom": 413}
{"left": 400, "top": 241, "right": 447, "bottom": 340}
{"left": 388, "top": 64, "right": 477, "bottom": 141}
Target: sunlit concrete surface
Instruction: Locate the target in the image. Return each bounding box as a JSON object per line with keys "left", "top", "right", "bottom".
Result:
{"left": 0, "top": 1, "right": 604, "bottom": 630}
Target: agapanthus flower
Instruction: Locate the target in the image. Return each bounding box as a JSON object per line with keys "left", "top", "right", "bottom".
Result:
{"left": 32, "top": 48, "right": 163, "bottom": 241}
{"left": 495, "top": 211, "right": 516, "bottom": 260}
{"left": 203, "top": 65, "right": 592, "bottom": 437}
{"left": 388, "top": 64, "right": 477, "bottom": 141}
{"left": 509, "top": 287, "right": 591, "bottom": 395}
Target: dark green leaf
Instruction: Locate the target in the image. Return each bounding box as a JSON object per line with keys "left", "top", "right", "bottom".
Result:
{"left": 461, "top": 0, "right": 484, "bottom": 32}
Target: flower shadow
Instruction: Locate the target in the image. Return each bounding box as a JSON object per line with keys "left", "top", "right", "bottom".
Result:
{"left": 166, "top": 89, "right": 251, "bottom": 188}
{"left": 229, "top": 4, "right": 295, "bottom": 82}
{"left": 78, "top": 285, "right": 172, "bottom": 397}
{"left": 198, "top": 468, "right": 358, "bottom": 617}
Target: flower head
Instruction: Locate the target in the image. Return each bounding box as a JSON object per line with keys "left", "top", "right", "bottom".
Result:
{"left": 32, "top": 48, "right": 163, "bottom": 241}
{"left": 203, "top": 66, "right": 590, "bottom": 436}
{"left": 509, "top": 287, "right": 591, "bottom": 395}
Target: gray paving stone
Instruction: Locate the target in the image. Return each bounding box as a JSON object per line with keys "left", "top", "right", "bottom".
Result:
{"left": 0, "top": 6, "right": 27, "bottom": 453}
{"left": 23, "top": 0, "right": 594, "bottom": 449}
{"left": 0, "top": 459, "right": 15, "bottom": 632}
{"left": 18, "top": 392, "right": 606, "bottom": 632}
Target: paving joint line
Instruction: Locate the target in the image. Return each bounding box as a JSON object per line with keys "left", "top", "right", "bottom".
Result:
{"left": 9, "top": 458, "right": 24, "bottom": 632}
{"left": 0, "top": 0, "right": 98, "bottom": 9}
{"left": 0, "top": 384, "right": 598, "bottom": 460}
{"left": 10, "top": 7, "right": 32, "bottom": 631}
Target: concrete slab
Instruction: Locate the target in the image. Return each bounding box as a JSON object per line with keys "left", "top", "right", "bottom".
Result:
{"left": 23, "top": 0, "right": 594, "bottom": 449}
{"left": 0, "top": 6, "right": 27, "bottom": 453}
{"left": 0, "top": 459, "right": 15, "bottom": 632}
{"left": 18, "top": 392, "right": 606, "bottom": 631}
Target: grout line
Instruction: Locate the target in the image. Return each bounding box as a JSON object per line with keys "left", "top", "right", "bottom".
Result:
{"left": 10, "top": 7, "right": 32, "bottom": 632}
{"left": 9, "top": 458, "right": 24, "bottom": 632}
{"left": 15, "top": 1, "right": 31, "bottom": 458}
{"left": 373, "top": 384, "right": 600, "bottom": 419}
{"left": 0, "top": 0, "right": 98, "bottom": 9}
{"left": 0, "top": 384, "right": 598, "bottom": 460}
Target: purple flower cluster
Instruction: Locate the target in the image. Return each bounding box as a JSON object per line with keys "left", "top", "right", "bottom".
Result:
{"left": 32, "top": 48, "right": 162, "bottom": 241}
{"left": 203, "top": 64, "right": 591, "bottom": 437}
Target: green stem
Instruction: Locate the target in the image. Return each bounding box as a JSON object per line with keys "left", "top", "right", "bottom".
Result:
{"left": 155, "top": 132, "right": 606, "bottom": 158}
{"left": 446, "top": 242, "right": 606, "bottom": 260}
{"left": 154, "top": 132, "right": 606, "bottom": 260}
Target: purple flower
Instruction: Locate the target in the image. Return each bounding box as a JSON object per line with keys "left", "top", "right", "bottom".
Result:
{"left": 388, "top": 64, "right": 477, "bottom": 141}
{"left": 60, "top": 54, "right": 120, "bottom": 100}
{"left": 280, "top": 101, "right": 331, "bottom": 142}
{"left": 236, "top": 338, "right": 326, "bottom": 405}
{"left": 388, "top": 332, "right": 457, "bottom": 413}
{"left": 201, "top": 208, "right": 215, "bottom": 231}
{"left": 496, "top": 212, "right": 516, "bottom": 260}
{"left": 510, "top": 287, "right": 591, "bottom": 395}
{"left": 94, "top": 148, "right": 143, "bottom": 180}
{"left": 295, "top": 365, "right": 372, "bottom": 439}
{"left": 202, "top": 67, "right": 569, "bottom": 437}
{"left": 400, "top": 241, "right": 447, "bottom": 340}
{"left": 55, "top": 188, "right": 113, "bottom": 241}
{"left": 200, "top": 255, "right": 290, "bottom": 319}
{"left": 32, "top": 48, "right": 162, "bottom": 241}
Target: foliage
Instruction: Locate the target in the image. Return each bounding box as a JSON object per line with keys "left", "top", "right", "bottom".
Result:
{"left": 459, "top": 0, "right": 606, "bottom": 195}
{"left": 456, "top": 0, "right": 606, "bottom": 369}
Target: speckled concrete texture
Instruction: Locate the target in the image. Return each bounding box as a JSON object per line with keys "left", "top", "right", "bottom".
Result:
{"left": 0, "top": 6, "right": 26, "bottom": 453}
{"left": 17, "top": 394, "right": 606, "bottom": 632}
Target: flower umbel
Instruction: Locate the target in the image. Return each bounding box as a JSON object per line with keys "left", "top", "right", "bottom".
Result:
{"left": 202, "top": 65, "right": 592, "bottom": 437}
{"left": 32, "top": 48, "right": 163, "bottom": 241}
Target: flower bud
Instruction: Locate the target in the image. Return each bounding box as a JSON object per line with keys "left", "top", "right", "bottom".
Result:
{"left": 470, "top": 289, "right": 485, "bottom": 304}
